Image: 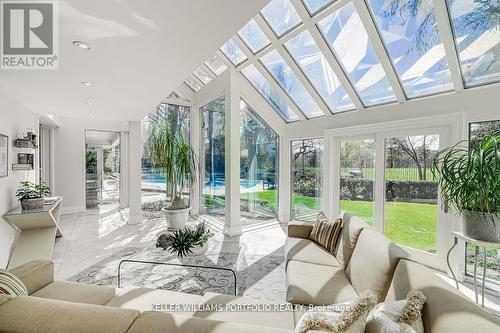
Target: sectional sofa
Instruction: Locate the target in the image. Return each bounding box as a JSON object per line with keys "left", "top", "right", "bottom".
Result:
{"left": 0, "top": 212, "right": 498, "bottom": 332}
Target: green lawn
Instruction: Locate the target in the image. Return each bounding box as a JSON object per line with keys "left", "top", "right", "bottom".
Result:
{"left": 341, "top": 167, "right": 436, "bottom": 181}
{"left": 207, "top": 189, "right": 438, "bottom": 253}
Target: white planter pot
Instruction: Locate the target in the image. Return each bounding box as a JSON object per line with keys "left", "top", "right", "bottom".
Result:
{"left": 161, "top": 206, "right": 190, "bottom": 231}
{"left": 190, "top": 243, "right": 209, "bottom": 256}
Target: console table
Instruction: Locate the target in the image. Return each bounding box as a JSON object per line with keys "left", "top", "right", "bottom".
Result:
{"left": 4, "top": 196, "right": 63, "bottom": 269}
{"left": 447, "top": 231, "right": 500, "bottom": 307}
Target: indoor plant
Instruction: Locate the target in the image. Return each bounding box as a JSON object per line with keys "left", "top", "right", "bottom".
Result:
{"left": 145, "top": 114, "right": 197, "bottom": 230}
{"left": 15, "top": 181, "right": 50, "bottom": 210}
{"left": 156, "top": 222, "right": 214, "bottom": 257}
{"left": 433, "top": 131, "right": 500, "bottom": 242}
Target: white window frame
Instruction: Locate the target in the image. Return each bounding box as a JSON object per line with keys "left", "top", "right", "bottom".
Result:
{"left": 326, "top": 113, "right": 463, "bottom": 271}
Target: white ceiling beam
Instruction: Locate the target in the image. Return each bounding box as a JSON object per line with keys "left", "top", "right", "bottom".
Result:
{"left": 232, "top": 33, "right": 307, "bottom": 121}
{"left": 432, "top": 0, "right": 464, "bottom": 92}
{"left": 353, "top": 0, "right": 407, "bottom": 103}
{"left": 290, "top": 0, "right": 365, "bottom": 111}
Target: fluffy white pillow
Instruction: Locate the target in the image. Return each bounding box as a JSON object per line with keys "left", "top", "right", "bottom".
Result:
{"left": 366, "top": 290, "right": 426, "bottom": 333}
{"left": 295, "top": 290, "right": 378, "bottom": 333}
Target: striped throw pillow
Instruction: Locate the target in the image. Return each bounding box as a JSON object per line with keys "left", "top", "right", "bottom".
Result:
{"left": 0, "top": 268, "right": 28, "bottom": 296}
{"left": 310, "top": 212, "right": 343, "bottom": 253}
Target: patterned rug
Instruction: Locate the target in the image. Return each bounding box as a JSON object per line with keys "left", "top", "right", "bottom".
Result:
{"left": 67, "top": 246, "right": 286, "bottom": 302}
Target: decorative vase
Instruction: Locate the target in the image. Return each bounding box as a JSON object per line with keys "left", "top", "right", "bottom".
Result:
{"left": 21, "top": 198, "right": 44, "bottom": 210}
{"left": 161, "top": 206, "right": 190, "bottom": 231}
{"left": 463, "top": 210, "right": 500, "bottom": 243}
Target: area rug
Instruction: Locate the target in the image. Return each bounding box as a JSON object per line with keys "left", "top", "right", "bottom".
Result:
{"left": 67, "top": 246, "right": 286, "bottom": 302}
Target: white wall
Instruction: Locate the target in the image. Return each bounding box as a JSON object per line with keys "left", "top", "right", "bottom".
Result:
{"left": 0, "top": 89, "right": 39, "bottom": 268}
{"left": 52, "top": 116, "right": 129, "bottom": 214}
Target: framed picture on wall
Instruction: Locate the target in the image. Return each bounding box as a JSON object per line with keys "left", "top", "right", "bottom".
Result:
{"left": 0, "top": 134, "right": 8, "bottom": 177}
{"left": 469, "top": 120, "right": 500, "bottom": 141}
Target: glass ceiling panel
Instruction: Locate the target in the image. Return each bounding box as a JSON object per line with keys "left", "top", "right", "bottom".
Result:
{"left": 285, "top": 30, "right": 355, "bottom": 112}
{"left": 238, "top": 19, "right": 270, "bottom": 53}
{"left": 193, "top": 66, "right": 213, "bottom": 85}
{"left": 318, "top": 2, "right": 396, "bottom": 106}
{"left": 221, "top": 38, "right": 247, "bottom": 66}
{"left": 447, "top": 0, "right": 500, "bottom": 87}
{"left": 185, "top": 76, "right": 202, "bottom": 92}
{"left": 261, "top": 49, "right": 324, "bottom": 118}
{"left": 205, "top": 55, "right": 227, "bottom": 76}
{"left": 261, "top": 0, "right": 302, "bottom": 36}
{"left": 241, "top": 64, "right": 299, "bottom": 122}
{"left": 367, "top": 0, "right": 453, "bottom": 98}
{"left": 303, "top": 0, "right": 332, "bottom": 15}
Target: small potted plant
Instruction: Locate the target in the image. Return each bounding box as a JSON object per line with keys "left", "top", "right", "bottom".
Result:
{"left": 433, "top": 131, "right": 500, "bottom": 242}
{"left": 156, "top": 222, "right": 214, "bottom": 257}
{"left": 15, "top": 181, "right": 50, "bottom": 210}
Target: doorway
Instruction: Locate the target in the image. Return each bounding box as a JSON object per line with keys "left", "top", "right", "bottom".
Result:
{"left": 85, "top": 130, "right": 121, "bottom": 209}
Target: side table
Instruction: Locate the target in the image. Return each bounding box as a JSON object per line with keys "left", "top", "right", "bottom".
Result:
{"left": 447, "top": 231, "right": 500, "bottom": 307}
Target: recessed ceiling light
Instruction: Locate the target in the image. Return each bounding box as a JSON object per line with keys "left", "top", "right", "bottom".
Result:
{"left": 81, "top": 81, "right": 92, "bottom": 87}
{"left": 73, "top": 41, "right": 91, "bottom": 50}
{"left": 88, "top": 113, "right": 94, "bottom": 117}
{"left": 86, "top": 102, "right": 94, "bottom": 106}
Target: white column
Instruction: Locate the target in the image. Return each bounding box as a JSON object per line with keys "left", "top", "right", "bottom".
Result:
{"left": 224, "top": 69, "right": 241, "bottom": 236}
{"left": 119, "top": 131, "right": 129, "bottom": 208}
{"left": 190, "top": 101, "right": 201, "bottom": 216}
{"left": 279, "top": 136, "right": 290, "bottom": 224}
{"left": 128, "top": 121, "right": 142, "bottom": 224}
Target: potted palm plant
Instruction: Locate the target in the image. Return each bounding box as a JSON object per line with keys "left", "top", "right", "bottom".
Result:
{"left": 145, "top": 114, "right": 197, "bottom": 230}
{"left": 433, "top": 131, "right": 500, "bottom": 242}
{"left": 16, "top": 181, "right": 50, "bottom": 210}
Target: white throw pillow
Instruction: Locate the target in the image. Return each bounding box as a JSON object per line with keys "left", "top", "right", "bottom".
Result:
{"left": 295, "top": 290, "right": 378, "bottom": 333}
{"left": 366, "top": 290, "right": 426, "bottom": 333}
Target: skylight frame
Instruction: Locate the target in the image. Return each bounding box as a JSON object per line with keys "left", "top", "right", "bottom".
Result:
{"left": 241, "top": 63, "right": 301, "bottom": 123}
{"left": 283, "top": 29, "right": 357, "bottom": 113}
{"left": 364, "top": 0, "right": 454, "bottom": 99}
{"left": 237, "top": 18, "right": 271, "bottom": 54}
{"left": 260, "top": 0, "right": 303, "bottom": 37}
{"left": 204, "top": 55, "right": 228, "bottom": 76}
{"left": 193, "top": 65, "right": 214, "bottom": 85}
{"left": 220, "top": 38, "right": 248, "bottom": 66}
{"left": 259, "top": 49, "right": 326, "bottom": 119}
{"left": 444, "top": 0, "right": 500, "bottom": 89}
{"left": 301, "top": 0, "right": 334, "bottom": 17}
{"left": 316, "top": 2, "right": 398, "bottom": 107}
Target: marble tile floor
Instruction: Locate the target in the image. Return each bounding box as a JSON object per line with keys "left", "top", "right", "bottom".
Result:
{"left": 53, "top": 203, "right": 500, "bottom": 316}
{"left": 53, "top": 203, "right": 286, "bottom": 281}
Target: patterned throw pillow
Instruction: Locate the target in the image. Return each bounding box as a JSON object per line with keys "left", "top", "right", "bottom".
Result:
{"left": 295, "top": 290, "right": 378, "bottom": 333}
{"left": 0, "top": 268, "right": 28, "bottom": 296}
{"left": 310, "top": 211, "right": 343, "bottom": 253}
{"left": 365, "top": 290, "right": 426, "bottom": 333}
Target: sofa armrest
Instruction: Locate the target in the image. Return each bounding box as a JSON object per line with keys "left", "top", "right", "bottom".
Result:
{"left": 287, "top": 222, "right": 314, "bottom": 239}
{"left": 9, "top": 260, "right": 54, "bottom": 295}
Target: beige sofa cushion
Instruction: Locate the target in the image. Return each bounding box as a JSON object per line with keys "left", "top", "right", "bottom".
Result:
{"left": 286, "top": 260, "right": 358, "bottom": 305}
{"left": 127, "top": 311, "right": 293, "bottom": 333}
{"left": 386, "top": 259, "right": 500, "bottom": 333}
{"left": 194, "top": 291, "right": 295, "bottom": 330}
{"left": 106, "top": 287, "right": 203, "bottom": 314}
{"left": 346, "top": 228, "right": 407, "bottom": 301}
{"left": 0, "top": 295, "right": 139, "bottom": 333}
{"left": 285, "top": 237, "right": 342, "bottom": 269}
{"left": 9, "top": 259, "right": 54, "bottom": 295}
{"left": 335, "top": 212, "right": 368, "bottom": 267}
{"left": 0, "top": 293, "right": 13, "bottom": 307}
{"left": 32, "top": 281, "right": 116, "bottom": 305}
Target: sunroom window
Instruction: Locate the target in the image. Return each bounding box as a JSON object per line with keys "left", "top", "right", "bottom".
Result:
{"left": 447, "top": 0, "right": 500, "bottom": 87}
{"left": 193, "top": 66, "right": 213, "bottom": 85}
{"left": 302, "top": 0, "right": 333, "bottom": 15}
{"left": 238, "top": 19, "right": 270, "bottom": 53}
{"left": 221, "top": 38, "right": 247, "bottom": 66}
{"left": 260, "top": 50, "right": 324, "bottom": 118}
{"left": 205, "top": 55, "right": 227, "bottom": 76}
{"left": 261, "top": 0, "right": 302, "bottom": 36}
{"left": 367, "top": 0, "right": 453, "bottom": 98}
{"left": 185, "top": 76, "right": 202, "bottom": 92}
{"left": 317, "top": 2, "right": 397, "bottom": 106}
{"left": 285, "top": 30, "right": 355, "bottom": 112}
{"left": 241, "top": 64, "right": 299, "bottom": 122}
